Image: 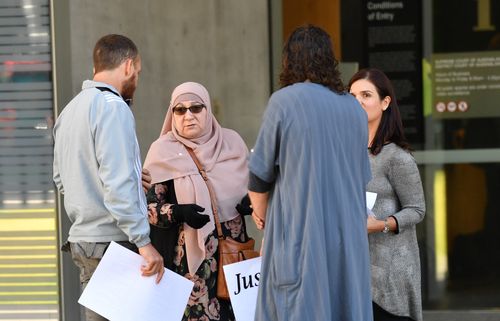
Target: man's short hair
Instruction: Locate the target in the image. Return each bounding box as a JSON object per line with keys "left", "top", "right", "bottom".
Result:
{"left": 93, "top": 34, "right": 138, "bottom": 73}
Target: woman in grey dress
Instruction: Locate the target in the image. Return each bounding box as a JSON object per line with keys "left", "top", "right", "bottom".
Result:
{"left": 349, "top": 68, "right": 426, "bottom": 321}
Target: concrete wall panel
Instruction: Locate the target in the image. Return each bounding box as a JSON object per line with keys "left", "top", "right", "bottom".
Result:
{"left": 62, "top": 0, "right": 270, "bottom": 157}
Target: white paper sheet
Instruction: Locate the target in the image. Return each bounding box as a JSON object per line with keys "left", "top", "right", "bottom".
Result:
{"left": 366, "top": 192, "right": 378, "bottom": 217}
{"left": 223, "top": 257, "right": 262, "bottom": 321}
{"left": 78, "top": 241, "right": 193, "bottom": 321}
{"left": 366, "top": 192, "right": 377, "bottom": 210}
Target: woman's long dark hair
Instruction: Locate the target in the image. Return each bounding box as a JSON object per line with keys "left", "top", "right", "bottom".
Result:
{"left": 279, "top": 24, "right": 344, "bottom": 94}
{"left": 348, "top": 68, "right": 410, "bottom": 155}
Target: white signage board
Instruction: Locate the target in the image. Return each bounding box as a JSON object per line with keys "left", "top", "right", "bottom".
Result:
{"left": 223, "top": 257, "right": 262, "bottom": 321}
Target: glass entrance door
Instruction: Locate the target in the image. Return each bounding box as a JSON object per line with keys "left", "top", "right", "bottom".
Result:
{"left": 420, "top": 0, "right": 500, "bottom": 317}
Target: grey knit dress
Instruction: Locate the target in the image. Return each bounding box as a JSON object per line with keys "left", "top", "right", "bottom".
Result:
{"left": 368, "top": 143, "right": 425, "bottom": 321}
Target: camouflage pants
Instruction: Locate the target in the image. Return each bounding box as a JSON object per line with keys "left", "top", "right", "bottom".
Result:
{"left": 68, "top": 241, "right": 138, "bottom": 320}
{"left": 70, "top": 242, "right": 109, "bottom": 321}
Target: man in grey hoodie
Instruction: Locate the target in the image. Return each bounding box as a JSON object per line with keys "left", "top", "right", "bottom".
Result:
{"left": 53, "top": 34, "right": 163, "bottom": 321}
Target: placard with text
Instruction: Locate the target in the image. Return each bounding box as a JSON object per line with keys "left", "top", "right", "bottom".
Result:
{"left": 223, "top": 257, "right": 262, "bottom": 321}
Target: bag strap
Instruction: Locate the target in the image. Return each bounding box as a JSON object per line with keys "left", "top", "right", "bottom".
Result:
{"left": 185, "top": 147, "right": 225, "bottom": 240}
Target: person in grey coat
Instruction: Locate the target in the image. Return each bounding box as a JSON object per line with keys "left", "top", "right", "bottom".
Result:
{"left": 53, "top": 34, "right": 164, "bottom": 321}
{"left": 349, "top": 68, "right": 426, "bottom": 321}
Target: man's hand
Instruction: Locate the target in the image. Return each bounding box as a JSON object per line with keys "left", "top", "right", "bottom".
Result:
{"left": 249, "top": 191, "right": 268, "bottom": 230}
{"left": 252, "top": 212, "right": 265, "bottom": 230}
{"left": 138, "top": 243, "right": 164, "bottom": 283}
{"left": 142, "top": 168, "right": 152, "bottom": 193}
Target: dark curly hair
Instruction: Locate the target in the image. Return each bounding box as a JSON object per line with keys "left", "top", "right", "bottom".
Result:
{"left": 279, "top": 24, "right": 344, "bottom": 94}
{"left": 348, "top": 68, "right": 410, "bottom": 155}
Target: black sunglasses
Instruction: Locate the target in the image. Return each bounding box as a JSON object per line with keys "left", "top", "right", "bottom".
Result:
{"left": 172, "top": 104, "right": 206, "bottom": 115}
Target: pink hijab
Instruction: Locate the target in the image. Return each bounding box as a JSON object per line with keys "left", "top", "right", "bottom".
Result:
{"left": 144, "top": 82, "right": 248, "bottom": 274}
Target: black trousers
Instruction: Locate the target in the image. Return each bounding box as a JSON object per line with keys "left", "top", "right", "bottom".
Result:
{"left": 373, "top": 302, "right": 415, "bottom": 321}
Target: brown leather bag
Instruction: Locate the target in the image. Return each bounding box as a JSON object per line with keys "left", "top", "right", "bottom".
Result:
{"left": 185, "top": 147, "right": 259, "bottom": 300}
{"left": 217, "top": 235, "right": 259, "bottom": 299}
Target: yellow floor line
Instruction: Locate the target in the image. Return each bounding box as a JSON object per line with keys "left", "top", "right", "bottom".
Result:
{"left": 0, "top": 292, "right": 57, "bottom": 296}
{"left": 0, "top": 309, "right": 58, "bottom": 314}
{"left": 0, "top": 255, "right": 56, "bottom": 259}
{"left": 0, "top": 209, "right": 55, "bottom": 214}
{"left": 0, "top": 218, "right": 55, "bottom": 232}
{"left": 0, "top": 301, "right": 57, "bottom": 305}
{"left": 0, "top": 273, "right": 56, "bottom": 278}
{"left": 0, "top": 237, "right": 56, "bottom": 241}
{"left": 0, "top": 283, "right": 57, "bottom": 286}
{"left": 0, "top": 264, "right": 57, "bottom": 268}
{"left": 0, "top": 319, "right": 57, "bottom": 321}
{"left": 0, "top": 246, "right": 56, "bottom": 250}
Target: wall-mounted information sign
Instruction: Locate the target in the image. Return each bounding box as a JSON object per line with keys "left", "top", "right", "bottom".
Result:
{"left": 432, "top": 51, "right": 500, "bottom": 119}
{"left": 363, "top": 0, "right": 423, "bottom": 145}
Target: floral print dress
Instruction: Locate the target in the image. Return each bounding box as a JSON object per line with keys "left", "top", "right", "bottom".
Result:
{"left": 147, "top": 180, "right": 249, "bottom": 321}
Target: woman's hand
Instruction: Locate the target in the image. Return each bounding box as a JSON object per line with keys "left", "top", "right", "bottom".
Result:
{"left": 171, "top": 204, "right": 210, "bottom": 229}
{"left": 235, "top": 194, "right": 253, "bottom": 216}
{"left": 367, "top": 215, "right": 384, "bottom": 234}
{"left": 367, "top": 215, "right": 396, "bottom": 234}
{"left": 142, "top": 168, "right": 152, "bottom": 193}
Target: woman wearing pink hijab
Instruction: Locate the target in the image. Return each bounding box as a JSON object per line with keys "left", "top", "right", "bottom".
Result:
{"left": 143, "top": 82, "right": 252, "bottom": 321}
